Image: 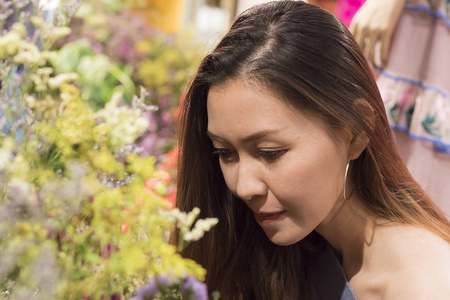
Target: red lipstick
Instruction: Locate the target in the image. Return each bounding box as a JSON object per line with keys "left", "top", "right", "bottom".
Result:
{"left": 254, "top": 211, "right": 285, "bottom": 224}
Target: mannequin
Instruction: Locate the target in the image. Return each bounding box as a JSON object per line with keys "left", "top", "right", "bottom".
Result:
{"left": 350, "top": 0, "right": 405, "bottom": 66}
{"left": 349, "top": 0, "right": 450, "bottom": 215}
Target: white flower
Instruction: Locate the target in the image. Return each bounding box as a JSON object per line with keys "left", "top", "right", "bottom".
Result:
{"left": 48, "top": 73, "right": 78, "bottom": 89}
{"left": 183, "top": 229, "right": 204, "bottom": 242}
{"left": 160, "top": 207, "right": 218, "bottom": 243}
{"left": 13, "top": 42, "right": 44, "bottom": 65}
{"left": 194, "top": 218, "right": 219, "bottom": 231}
{"left": 0, "top": 149, "right": 11, "bottom": 170}
{"left": 24, "top": 94, "right": 36, "bottom": 108}
{"left": 95, "top": 92, "right": 150, "bottom": 147}
{"left": 8, "top": 177, "right": 37, "bottom": 204}
{"left": 39, "top": 0, "right": 60, "bottom": 12}
{"left": 31, "top": 67, "right": 53, "bottom": 91}
{"left": 183, "top": 218, "right": 219, "bottom": 242}
{"left": 186, "top": 207, "right": 201, "bottom": 227}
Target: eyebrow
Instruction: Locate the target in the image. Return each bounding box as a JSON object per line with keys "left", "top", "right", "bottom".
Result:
{"left": 206, "top": 129, "right": 284, "bottom": 144}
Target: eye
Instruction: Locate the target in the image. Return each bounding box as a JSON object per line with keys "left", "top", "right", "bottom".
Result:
{"left": 212, "top": 148, "right": 236, "bottom": 162}
{"left": 258, "top": 149, "right": 287, "bottom": 161}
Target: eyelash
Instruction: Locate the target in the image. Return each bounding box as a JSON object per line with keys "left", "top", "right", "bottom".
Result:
{"left": 259, "top": 149, "right": 286, "bottom": 160}
{"left": 212, "top": 149, "right": 286, "bottom": 162}
{"left": 212, "top": 149, "right": 233, "bottom": 158}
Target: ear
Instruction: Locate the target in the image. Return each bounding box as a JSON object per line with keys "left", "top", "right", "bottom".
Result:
{"left": 349, "top": 131, "right": 369, "bottom": 160}
{"left": 349, "top": 98, "right": 374, "bottom": 159}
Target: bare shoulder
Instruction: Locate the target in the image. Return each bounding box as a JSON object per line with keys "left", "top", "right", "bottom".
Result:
{"left": 379, "top": 225, "right": 450, "bottom": 299}
{"left": 380, "top": 224, "right": 450, "bottom": 258}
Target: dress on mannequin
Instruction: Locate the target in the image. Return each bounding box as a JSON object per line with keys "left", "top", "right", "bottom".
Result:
{"left": 352, "top": 0, "right": 450, "bottom": 215}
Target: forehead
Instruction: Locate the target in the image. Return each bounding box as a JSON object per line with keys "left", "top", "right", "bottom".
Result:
{"left": 206, "top": 79, "right": 331, "bottom": 141}
{"left": 208, "top": 79, "right": 295, "bottom": 117}
{"left": 208, "top": 79, "right": 292, "bottom": 113}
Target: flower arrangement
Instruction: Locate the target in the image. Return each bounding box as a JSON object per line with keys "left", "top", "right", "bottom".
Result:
{"left": 0, "top": 1, "right": 215, "bottom": 299}
{"left": 54, "top": 0, "right": 203, "bottom": 158}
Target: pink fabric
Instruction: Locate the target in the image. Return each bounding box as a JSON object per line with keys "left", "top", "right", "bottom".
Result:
{"left": 377, "top": 0, "right": 450, "bottom": 214}
{"left": 393, "top": 130, "right": 450, "bottom": 216}
{"left": 423, "top": 18, "right": 450, "bottom": 90}
{"left": 384, "top": 9, "right": 435, "bottom": 80}
{"left": 335, "top": 0, "right": 366, "bottom": 27}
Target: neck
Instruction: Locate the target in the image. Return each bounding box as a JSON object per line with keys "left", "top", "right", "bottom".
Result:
{"left": 315, "top": 192, "right": 377, "bottom": 279}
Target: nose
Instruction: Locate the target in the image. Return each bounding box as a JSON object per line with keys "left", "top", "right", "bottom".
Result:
{"left": 235, "top": 159, "right": 267, "bottom": 201}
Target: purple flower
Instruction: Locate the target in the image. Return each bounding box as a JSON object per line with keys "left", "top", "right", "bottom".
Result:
{"left": 132, "top": 277, "right": 158, "bottom": 300}
{"left": 181, "top": 276, "right": 208, "bottom": 300}
{"left": 158, "top": 95, "right": 171, "bottom": 109}
{"left": 139, "top": 132, "right": 157, "bottom": 156}
{"left": 157, "top": 275, "right": 174, "bottom": 287}
{"left": 131, "top": 275, "right": 178, "bottom": 300}
{"left": 160, "top": 111, "right": 173, "bottom": 127}
{"left": 119, "top": 40, "right": 132, "bottom": 60}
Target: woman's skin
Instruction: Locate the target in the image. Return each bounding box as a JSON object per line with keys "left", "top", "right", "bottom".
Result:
{"left": 207, "top": 79, "right": 450, "bottom": 299}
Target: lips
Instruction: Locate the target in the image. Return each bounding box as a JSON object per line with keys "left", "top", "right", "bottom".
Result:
{"left": 254, "top": 211, "right": 285, "bottom": 224}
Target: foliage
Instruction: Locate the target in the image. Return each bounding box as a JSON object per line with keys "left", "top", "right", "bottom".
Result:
{"left": 0, "top": 1, "right": 214, "bottom": 299}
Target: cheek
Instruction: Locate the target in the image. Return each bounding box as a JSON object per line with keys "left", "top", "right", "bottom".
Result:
{"left": 274, "top": 153, "right": 343, "bottom": 205}
{"left": 219, "top": 163, "right": 237, "bottom": 193}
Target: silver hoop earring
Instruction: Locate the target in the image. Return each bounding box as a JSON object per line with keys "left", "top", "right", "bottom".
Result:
{"left": 343, "top": 159, "right": 354, "bottom": 201}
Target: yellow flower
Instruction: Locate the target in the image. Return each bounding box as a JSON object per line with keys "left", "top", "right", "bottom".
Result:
{"left": 52, "top": 27, "right": 72, "bottom": 41}
{"left": 0, "top": 137, "right": 14, "bottom": 169}
{"left": 134, "top": 41, "right": 153, "bottom": 54}
{"left": 137, "top": 60, "right": 169, "bottom": 87}
{"left": 88, "top": 147, "right": 124, "bottom": 175}
{"left": 126, "top": 154, "right": 155, "bottom": 179}
{"left": 0, "top": 31, "right": 21, "bottom": 59}
{"left": 11, "top": 23, "right": 27, "bottom": 39}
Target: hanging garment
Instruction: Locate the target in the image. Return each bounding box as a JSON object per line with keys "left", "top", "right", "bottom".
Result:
{"left": 375, "top": 0, "right": 450, "bottom": 215}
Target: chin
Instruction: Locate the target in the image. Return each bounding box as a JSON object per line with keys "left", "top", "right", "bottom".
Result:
{"left": 264, "top": 229, "right": 308, "bottom": 246}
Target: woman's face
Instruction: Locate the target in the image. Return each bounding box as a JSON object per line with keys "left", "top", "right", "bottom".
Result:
{"left": 207, "top": 80, "right": 350, "bottom": 245}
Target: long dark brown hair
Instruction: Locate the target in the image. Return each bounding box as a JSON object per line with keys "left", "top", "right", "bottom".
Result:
{"left": 173, "top": 1, "right": 450, "bottom": 299}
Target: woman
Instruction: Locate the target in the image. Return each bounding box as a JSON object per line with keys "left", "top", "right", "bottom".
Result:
{"left": 174, "top": 1, "right": 450, "bottom": 299}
